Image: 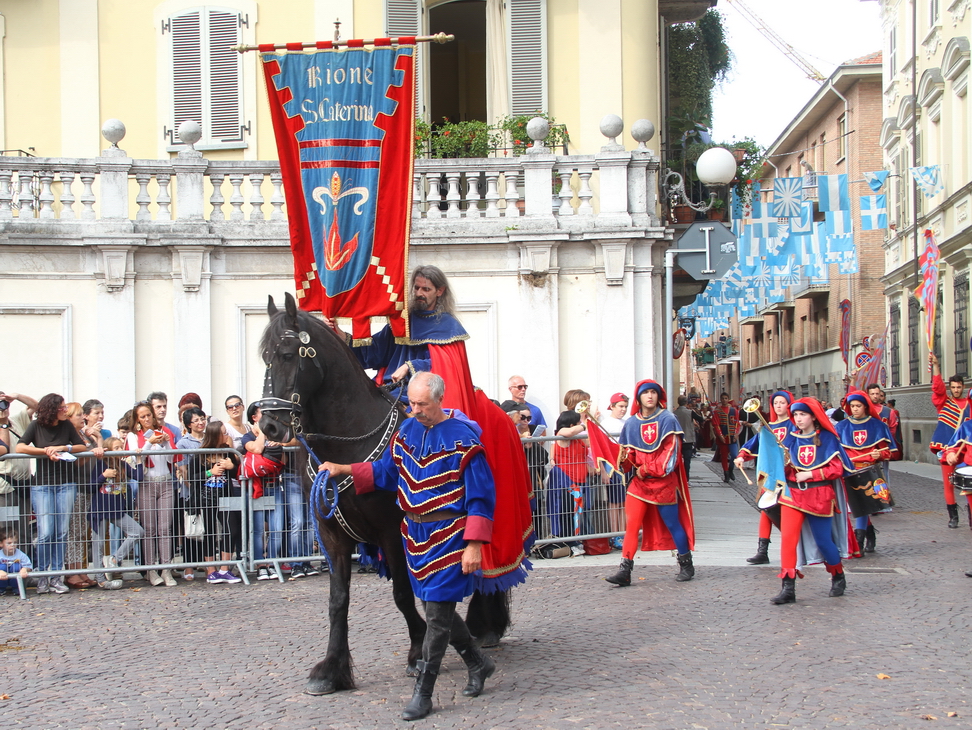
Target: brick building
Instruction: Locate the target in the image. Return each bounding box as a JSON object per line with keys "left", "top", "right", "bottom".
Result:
{"left": 694, "top": 55, "right": 885, "bottom": 408}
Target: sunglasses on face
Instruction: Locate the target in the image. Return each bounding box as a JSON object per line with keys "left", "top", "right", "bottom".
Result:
{"left": 512, "top": 384, "right": 528, "bottom": 390}
{"left": 226, "top": 402, "right": 244, "bottom": 409}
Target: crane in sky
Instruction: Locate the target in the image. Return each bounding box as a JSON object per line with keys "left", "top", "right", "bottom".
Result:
{"left": 724, "top": 0, "right": 827, "bottom": 83}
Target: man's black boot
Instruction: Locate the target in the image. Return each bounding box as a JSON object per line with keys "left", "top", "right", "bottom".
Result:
{"left": 771, "top": 577, "right": 796, "bottom": 604}
{"left": 746, "top": 537, "right": 770, "bottom": 564}
{"left": 402, "top": 660, "right": 439, "bottom": 721}
{"left": 605, "top": 558, "right": 633, "bottom": 586}
{"left": 675, "top": 552, "right": 695, "bottom": 582}
{"left": 948, "top": 503, "right": 960, "bottom": 528}
{"left": 854, "top": 529, "right": 867, "bottom": 557}
{"left": 829, "top": 571, "right": 847, "bottom": 597}
{"left": 864, "top": 523, "right": 877, "bottom": 553}
{"left": 456, "top": 645, "right": 495, "bottom": 697}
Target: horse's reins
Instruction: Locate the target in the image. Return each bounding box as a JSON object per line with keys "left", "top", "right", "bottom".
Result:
{"left": 262, "top": 325, "right": 407, "bottom": 544}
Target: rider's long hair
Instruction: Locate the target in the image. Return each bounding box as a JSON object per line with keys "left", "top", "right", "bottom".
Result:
{"left": 410, "top": 265, "right": 457, "bottom": 318}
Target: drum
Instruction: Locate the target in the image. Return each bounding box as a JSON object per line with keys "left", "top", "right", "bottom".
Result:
{"left": 757, "top": 489, "right": 782, "bottom": 528}
{"left": 844, "top": 466, "right": 894, "bottom": 518}
{"left": 950, "top": 465, "right": 972, "bottom": 495}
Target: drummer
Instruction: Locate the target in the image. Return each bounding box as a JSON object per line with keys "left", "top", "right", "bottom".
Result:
{"left": 942, "top": 421, "right": 972, "bottom": 576}
{"left": 770, "top": 397, "right": 855, "bottom": 605}
{"left": 835, "top": 390, "right": 897, "bottom": 557}
{"left": 734, "top": 390, "right": 793, "bottom": 565}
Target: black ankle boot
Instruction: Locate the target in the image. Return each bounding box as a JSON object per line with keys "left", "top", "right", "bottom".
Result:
{"left": 456, "top": 646, "right": 495, "bottom": 697}
{"left": 728, "top": 467, "right": 736, "bottom": 482}
{"left": 854, "top": 529, "right": 867, "bottom": 556}
{"left": 723, "top": 470, "right": 730, "bottom": 483}
{"left": 402, "top": 660, "right": 438, "bottom": 721}
{"left": 864, "top": 524, "right": 876, "bottom": 553}
{"left": 829, "top": 571, "right": 846, "bottom": 597}
{"left": 605, "top": 558, "right": 633, "bottom": 586}
{"left": 675, "top": 552, "right": 695, "bottom": 582}
{"left": 771, "top": 577, "right": 796, "bottom": 604}
{"left": 746, "top": 537, "right": 770, "bottom": 564}
{"left": 948, "top": 503, "right": 959, "bottom": 528}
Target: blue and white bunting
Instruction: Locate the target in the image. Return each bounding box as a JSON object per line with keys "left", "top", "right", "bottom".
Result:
{"left": 863, "top": 170, "right": 889, "bottom": 192}
{"left": 751, "top": 260, "right": 773, "bottom": 287}
{"left": 825, "top": 209, "right": 853, "bottom": 237}
{"left": 909, "top": 165, "right": 944, "bottom": 198}
{"left": 817, "top": 173, "right": 850, "bottom": 212}
{"left": 773, "top": 255, "right": 802, "bottom": 287}
{"left": 859, "top": 195, "right": 888, "bottom": 231}
{"left": 749, "top": 198, "right": 779, "bottom": 239}
{"left": 772, "top": 177, "right": 805, "bottom": 218}
{"left": 825, "top": 233, "right": 856, "bottom": 265}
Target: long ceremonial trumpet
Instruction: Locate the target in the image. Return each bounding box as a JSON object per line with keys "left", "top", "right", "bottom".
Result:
{"left": 574, "top": 400, "right": 590, "bottom": 414}
{"left": 742, "top": 397, "right": 791, "bottom": 465}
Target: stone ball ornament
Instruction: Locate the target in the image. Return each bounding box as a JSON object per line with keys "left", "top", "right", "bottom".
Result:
{"left": 101, "top": 119, "right": 126, "bottom": 147}
{"left": 178, "top": 120, "right": 203, "bottom": 147}
{"left": 526, "top": 116, "right": 550, "bottom": 143}
{"left": 631, "top": 119, "right": 656, "bottom": 149}
{"left": 599, "top": 114, "right": 624, "bottom": 141}
{"left": 695, "top": 147, "right": 737, "bottom": 186}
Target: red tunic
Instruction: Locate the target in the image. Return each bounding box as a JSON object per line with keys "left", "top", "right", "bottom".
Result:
{"left": 779, "top": 450, "right": 844, "bottom": 517}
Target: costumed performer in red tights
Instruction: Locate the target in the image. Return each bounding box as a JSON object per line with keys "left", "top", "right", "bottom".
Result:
{"left": 605, "top": 380, "right": 695, "bottom": 586}
{"left": 771, "top": 397, "right": 854, "bottom": 605}
{"left": 734, "top": 390, "right": 792, "bottom": 565}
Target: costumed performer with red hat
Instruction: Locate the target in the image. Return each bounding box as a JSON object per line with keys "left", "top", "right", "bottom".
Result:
{"left": 835, "top": 390, "right": 897, "bottom": 556}
{"left": 771, "top": 397, "right": 855, "bottom": 605}
{"left": 604, "top": 380, "right": 696, "bottom": 586}
{"left": 734, "top": 390, "right": 793, "bottom": 565}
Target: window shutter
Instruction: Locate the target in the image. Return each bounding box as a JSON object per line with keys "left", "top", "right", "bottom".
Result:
{"left": 171, "top": 11, "right": 204, "bottom": 133}
{"left": 207, "top": 9, "right": 243, "bottom": 141}
{"left": 167, "top": 6, "right": 243, "bottom": 146}
{"left": 385, "top": 0, "right": 424, "bottom": 118}
{"left": 507, "top": 0, "right": 547, "bottom": 116}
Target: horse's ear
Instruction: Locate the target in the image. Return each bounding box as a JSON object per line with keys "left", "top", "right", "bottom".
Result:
{"left": 267, "top": 295, "right": 278, "bottom": 317}
{"left": 284, "top": 291, "right": 299, "bottom": 326}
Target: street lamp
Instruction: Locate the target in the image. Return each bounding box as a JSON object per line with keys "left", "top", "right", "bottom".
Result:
{"left": 663, "top": 146, "right": 738, "bottom": 214}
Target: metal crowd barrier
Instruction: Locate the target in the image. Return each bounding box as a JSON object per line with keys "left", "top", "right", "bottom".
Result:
{"left": 0, "top": 432, "right": 638, "bottom": 599}
{"left": 0, "top": 446, "right": 329, "bottom": 599}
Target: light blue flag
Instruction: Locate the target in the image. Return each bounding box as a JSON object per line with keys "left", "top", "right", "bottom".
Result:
{"left": 788, "top": 200, "right": 814, "bottom": 236}
{"left": 825, "top": 209, "right": 853, "bottom": 236}
{"left": 749, "top": 198, "right": 779, "bottom": 239}
{"left": 730, "top": 186, "right": 745, "bottom": 220}
{"left": 826, "top": 233, "right": 855, "bottom": 264}
{"left": 767, "top": 286, "right": 786, "bottom": 303}
{"left": 838, "top": 252, "right": 859, "bottom": 274}
{"left": 773, "top": 255, "right": 802, "bottom": 287}
{"left": 817, "top": 173, "right": 850, "bottom": 211}
{"left": 859, "top": 195, "right": 888, "bottom": 231}
{"left": 751, "top": 260, "right": 773, "bottom": 287}
{"left": 909, "top": 165, "right": 944, "bottom": 197}
{"left": 755, "top": 423, "right": 789, "bottom": 498}
{"left": 772, "top": 177, "right": 804, "bottom": 218}
{"left": 863, "top": 170, "right": 889, "bottom": 192}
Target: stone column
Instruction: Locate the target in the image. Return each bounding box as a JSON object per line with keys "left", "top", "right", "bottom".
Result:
{"left": 589, "top": 235, "right": 636, "bottom": 394}
{"left": 169, "top": 242, "right": 215, "bottom": 408}
{"left": 94, "top": 244, "right": 137, "bottom": 416}
{"left": 172, "top": 121, "right": 209, "bottom": 221}
{"left": 96, "top": 120, "right": 131, "bottom": 219}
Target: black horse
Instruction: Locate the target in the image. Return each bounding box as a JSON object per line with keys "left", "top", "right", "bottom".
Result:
{"left": 260, "top": 293, "right": 509, "bottom": 695}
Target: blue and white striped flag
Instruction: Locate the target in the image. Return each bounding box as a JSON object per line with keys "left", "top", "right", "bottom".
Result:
{"left": 802, "top": 225, "right": 828, "bottom": 280}
{"left": 772, "top": 177, "right": 805, "bottom": 218}
{"left": 859, "top": 195, "right": 888, "bottom": 231}
{"left": 863, "top": 170, "right": 889, "bottom": 192}
{"left": 749, "top": 198, "right": 779, "bottom": 239}
{"left": 909, "top": 165, "right": 944, "bottom": 198}
{"left": 825, "top": 209, "right": 853, "bottom": 236}
{"left": 817, "top": 173, "right": 850, "bottom": 211}
{"left": 773, "top": 255, "right": 802, "bottom": 287}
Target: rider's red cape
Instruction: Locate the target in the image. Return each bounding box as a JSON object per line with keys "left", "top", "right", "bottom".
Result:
{"left": 430, "top": 342, "right": 535, "bottom": 592}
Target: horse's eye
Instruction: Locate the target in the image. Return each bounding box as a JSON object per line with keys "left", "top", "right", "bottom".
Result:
{"left": 281, "top": 352, "right": 295, "bottom": 361}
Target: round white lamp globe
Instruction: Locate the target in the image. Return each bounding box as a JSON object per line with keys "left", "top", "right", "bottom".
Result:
{"left": 695, "top": 147, "right": 737, "bottom": 185}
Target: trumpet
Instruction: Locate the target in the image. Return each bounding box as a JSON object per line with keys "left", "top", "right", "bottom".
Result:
{"left": 742, "top": 397, "right": 791, "bottom": 465}
{"left": 574, "top": 400, "right": 590, "bottom": 414}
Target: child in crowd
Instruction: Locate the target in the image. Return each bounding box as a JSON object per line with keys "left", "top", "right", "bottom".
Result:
{"left": 89, "top": 437, "right": 144, "bottom": 590}
{"left": 0, "top": 528, "right": 32, "bottom": 595}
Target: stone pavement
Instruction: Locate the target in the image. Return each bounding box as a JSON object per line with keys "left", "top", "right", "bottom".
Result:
{"left": 4, "top": 453, "right": 972, "bottom": 729}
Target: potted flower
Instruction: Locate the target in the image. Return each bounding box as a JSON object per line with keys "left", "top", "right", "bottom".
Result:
{"left": 707, "top": 197, "right": 726, "bottom": 221}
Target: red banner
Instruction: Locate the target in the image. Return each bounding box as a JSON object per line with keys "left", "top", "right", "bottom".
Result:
{"left": 586, "top": 417, "right": 623, "bottom": 477}
{"left": 261, "top": 44, "right": 415, "bottom": 340}
{"left": 839, "top": 299, "right": 851, "bottom": 367}
{"left": 915, "top": 229, "right": 940, "bottom": 352}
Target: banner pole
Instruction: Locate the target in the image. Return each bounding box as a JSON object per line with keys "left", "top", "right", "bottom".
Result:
{"left": 236, "top": 33, "right": 455, "bottom": 53}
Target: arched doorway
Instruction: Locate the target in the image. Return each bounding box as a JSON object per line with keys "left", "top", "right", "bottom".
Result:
{"left": 427, "top": 0, "right": 487, "bottom": 123}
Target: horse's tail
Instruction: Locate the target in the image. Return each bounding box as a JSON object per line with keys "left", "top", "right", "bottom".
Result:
{"left": 465, "top": 589, "right": 512, "bottom": 647}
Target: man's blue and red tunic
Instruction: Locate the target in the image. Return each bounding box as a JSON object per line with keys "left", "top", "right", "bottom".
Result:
{"left": 352, "top": 410, "right": 496, "bottom": 602}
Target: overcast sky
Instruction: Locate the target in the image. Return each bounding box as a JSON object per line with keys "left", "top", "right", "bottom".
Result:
{"left": 711, "top": 0, "right": 884, "bottom": 149}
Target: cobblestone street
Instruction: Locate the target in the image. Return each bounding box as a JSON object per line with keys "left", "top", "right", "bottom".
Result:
{"left": 4, "top": 457, "right": 972, "bottom": 729}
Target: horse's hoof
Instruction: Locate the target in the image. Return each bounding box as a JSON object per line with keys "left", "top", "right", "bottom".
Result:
{"left": 405, "top": 663, "right": 420, "bottom": 678}
{"left": 304, "top": 679, "right": 337, "bottom": 696}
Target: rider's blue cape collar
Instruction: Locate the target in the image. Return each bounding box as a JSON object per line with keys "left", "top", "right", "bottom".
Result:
{"left": 395, "top": 309, "right": 469, "bottom": 346}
